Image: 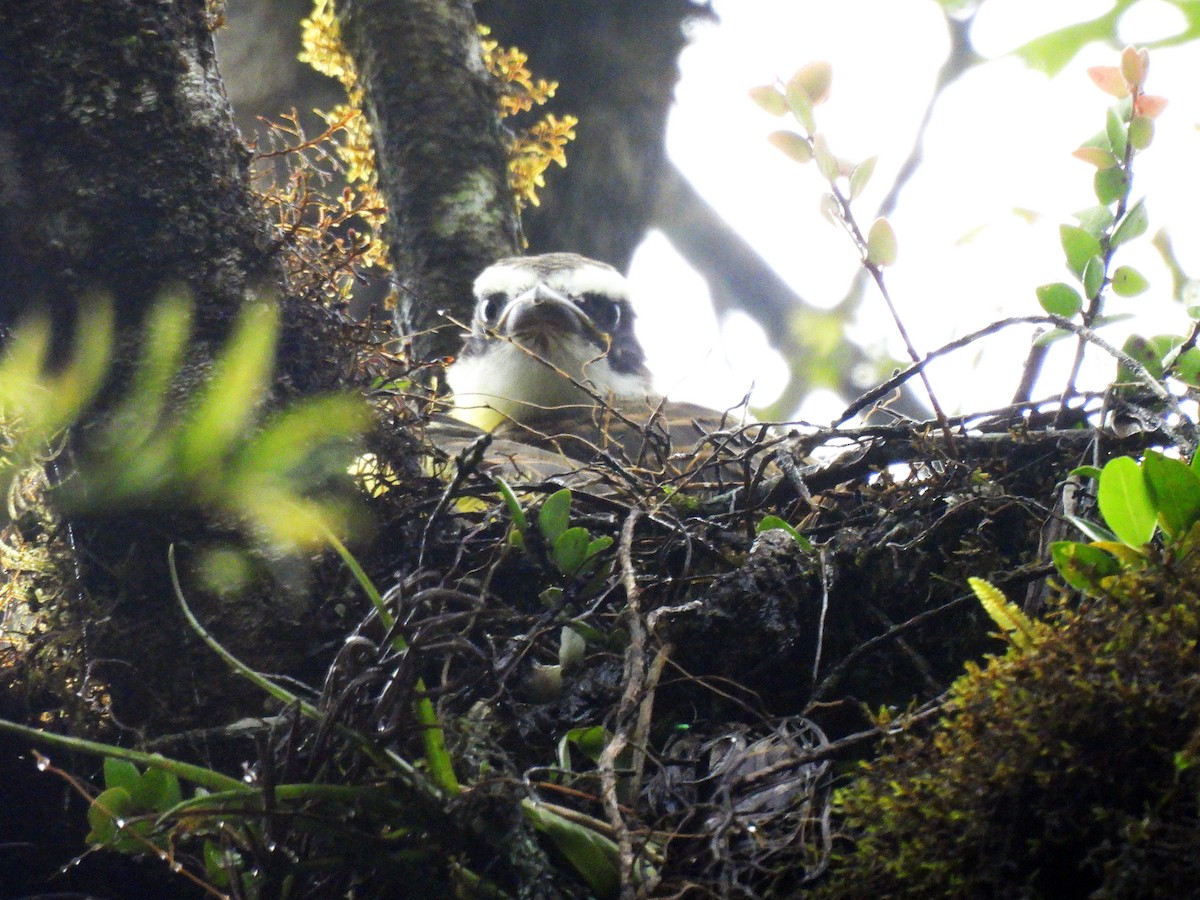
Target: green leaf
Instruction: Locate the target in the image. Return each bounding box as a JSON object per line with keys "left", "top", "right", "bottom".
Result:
{"left": 1060, "top": 224, "right": 1102, "bottom": 277}
{"left": 493, "top": 477, "right": 528, "bottom": 536}
{"left": 524, "top": 800, "right": 621, "bottom": 897}
{"left": 849, "top": 156, "right": 877, "bottom": 200}
{"left": 1097, "top": 456, "right": 1157, "bottom": 548}
{"left": 1105, "top": 106, "right": 1127, "bottom": 158}
{"left": 748, "top": 85, "right": 788, "bottom": 117}
{"left": 1069, "top": 465, "right": 1103, "bottom": 481}
{"left": 767, "top": 130, "right": 813, "bottom": 164}
{"left": 1037, "top": 282, "right": 1082, "bottom": 317}
{"left": 1111, "top": 265, "right": 1149, "bottom": 297}
{"left": 1063, "top": 513, "right": 1117, "bottom": 544}
{"left": 1142, "top": 450, "right": 1200, "bottom": 539}
{"left": 1128, "top": 115, "right": 1154, "bottom": 150}
{"left": 1073, "top": 146, "right": 1117, "bottom": 168}
{"left": 1033, "top": 328, "right": 1073, "bottom": 348}
{"left": 580, "top": 535, "right": 613, "bottom": 573}
{"left": 1111, "top": 197, "right": 1149, "bottom": 246}
{"left": 131, "top": 766, "right": 182, "bottom": 813}
{"left": 554, "top": 527, "right": 592, "bottom": 575}
{"left": 1010, "top": 11, "right": 1122, "bottom": 76}
{"left": 1120, "top": 333, "right": 1165, "bottom": 379}
{"left": 1050, "top": 541, "right": 1121, "bottom": 593}
{"left": 564, "top": 725, "right": 610, "bottom": 765}
{"left": 1083, "top": 256, "right": 1106, "bottom": 300}
{"left": 86, "top": 786, "right": 134, "bottom": 846}
{"left": 1075, "top": 204, "right": 1115, "bottom": 237}
{"left": 784, "top": 73, "right": 816, "bottom": 133}
{"left": 813, "top": 134, "right": 839, "bottom": 181}
{"left": 103, "top": 758, "right": 141, "bottom": 794}
{"left": 1173, "top": 347, "right": 1200, "bottom": 386}
{"left": 865, "top": 217, "right": 898, "bottom": 267}
{"left": 203, "top": 839, "right": 235, "bottom": 889}
{"left": 1093, "top": 167, "right": 1127, "bottom": 205}
{"left": 757, "top": 515, "right": 814, "bottom": 551}
{"left": 538, "top": 489, "right": 572, "bottom": 544}
{"left": 178, "top": 299, "right": 280, "bottom": 479}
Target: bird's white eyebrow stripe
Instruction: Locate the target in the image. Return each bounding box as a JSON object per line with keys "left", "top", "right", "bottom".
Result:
{"left": 472, "top": 260, "right": 631, "bottom": 302}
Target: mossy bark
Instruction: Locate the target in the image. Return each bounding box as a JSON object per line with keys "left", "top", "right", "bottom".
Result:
{"left": 337, "top": 0, "right": 521, "bottom": 359}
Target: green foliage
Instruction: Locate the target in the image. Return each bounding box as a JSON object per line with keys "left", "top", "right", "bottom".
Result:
{"left": 52, "top": 290, "right": 372, "bottom": 552}
{"left": 822, "top": 544, "right": 1200, "bottom": 897}
{"left": 967, "top": 577, "right": 1038, "bottom": 650}
{"left": 1051, "top": 450, "right": 1200, "bottom": 595}
{"left": 86, "top": 759, "right": 184, "bottom": 852}
{"left": 501, "top": 487, "right": 613, "bottom": 577}
{"left": 1010, "top": 0, "right": 1200, "bottom": 75}
{"left": 756, "top": 514, "right": 814, "bottom": 551}
{"left": 0, "top": 299, "right": 113, "bottom": 513}
{"left": 522, "top": 799, "right": 622, "bottom": 897}
{"left": 1036, "top": 52, "right": 1164, "bottom": 323}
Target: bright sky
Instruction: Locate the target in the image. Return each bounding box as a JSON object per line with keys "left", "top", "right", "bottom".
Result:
{"left": 630, "top": 0, "right": 1200, "bottom": 424}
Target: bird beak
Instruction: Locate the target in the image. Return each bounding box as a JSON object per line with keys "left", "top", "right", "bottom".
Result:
{"left": 500, "top": 283, "right": 590, "bottom": 339}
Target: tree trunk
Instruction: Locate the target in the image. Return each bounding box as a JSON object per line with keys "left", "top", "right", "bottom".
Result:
{"left": 337, "top": 0, "right": 521, "bottom": 359}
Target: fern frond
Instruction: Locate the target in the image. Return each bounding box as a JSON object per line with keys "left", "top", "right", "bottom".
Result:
{"left": 968, "top": 577, "right": 1038, "bottom": 650}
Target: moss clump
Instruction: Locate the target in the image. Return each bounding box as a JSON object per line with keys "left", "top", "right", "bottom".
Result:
{"left": 820, "top": 546, "right": 1200, "bottom": 898}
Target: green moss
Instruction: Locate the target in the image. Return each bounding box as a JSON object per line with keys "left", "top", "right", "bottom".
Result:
{"left": 819, "top": 545, "right": 1200, "bottom": 897}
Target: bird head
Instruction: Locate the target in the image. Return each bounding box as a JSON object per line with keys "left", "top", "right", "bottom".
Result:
{"left": 446, "top": 253, "right": 654, "bottom": 432}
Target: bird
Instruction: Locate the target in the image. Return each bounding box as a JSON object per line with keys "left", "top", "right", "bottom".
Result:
{"left": 436, "top": 253, "right": 772, "bottom": 490}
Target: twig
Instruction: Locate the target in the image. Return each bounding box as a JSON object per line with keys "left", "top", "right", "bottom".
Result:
{"left": 418, "top": 430, "right": 492, "bottom": 569}
{"left": 1058, "top": 81, "right": 1142, "bottom": 420}
{"left": 599, "top": 509, "right": 646, "bottom": 899}
{"left": 835, "top": 314, "right": 1196, "bottom": 452}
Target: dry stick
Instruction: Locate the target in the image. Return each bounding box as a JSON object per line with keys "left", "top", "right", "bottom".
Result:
{"left": 837, "top": 315, "right": 1052, "bottom": 424}
{"left": 828, "top": 183, "right": 956, "bottom": 451}
{"left": 835, "top": 313, "right": 1195, "bottom": 450}
{"left": 600, "top": 510, "right": 646, "bottom": 899}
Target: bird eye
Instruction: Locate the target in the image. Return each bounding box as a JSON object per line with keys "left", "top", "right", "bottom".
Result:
{"left": 481, "top": 292, "right": 506, "bottom": 325}
{"left": 578, "top": 292, "right": 621, "bottom": 332}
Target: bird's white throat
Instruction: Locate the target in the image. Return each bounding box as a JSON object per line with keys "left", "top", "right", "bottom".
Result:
{"left": 446, "top": 335, "right": 653, "bottom": 432}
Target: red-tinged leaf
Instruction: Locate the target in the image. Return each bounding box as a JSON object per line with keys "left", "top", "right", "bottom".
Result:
{"left": 1072, "top": 146, "right": 1116, "bottom": 168}
{"left": 1088, "top": 66, "right": 1129, "bottom": 98}
{"left": 1120, "top": 45, "right": 1146, "bottom": 89}
{"left": 749, "top": 85, "right": 788, "bottom": 117}
{"left": 792, "top": 61, "right": 833, "bottom": 106}
{"left": 1134, "top": 94, "right": 1168, "bottom": 119}
{"left": 767, "top": 130, "right": 813, "bottom": 163}
{"left": 865, "top": 218, "right": 898, "bottom": 267}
